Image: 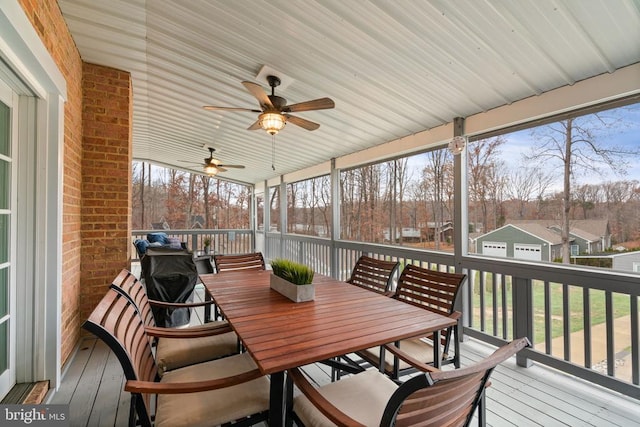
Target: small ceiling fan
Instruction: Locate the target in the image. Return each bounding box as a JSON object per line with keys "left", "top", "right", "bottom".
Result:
{"left": 181, "top": 147, "right": 245, "bottom": 176}
{"left": 203, "top": 75, "right": 335, "bottom": 135}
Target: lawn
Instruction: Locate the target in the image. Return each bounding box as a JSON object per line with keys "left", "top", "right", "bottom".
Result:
{"left": 470, "top": 273, "right": 632, "bottom": 345}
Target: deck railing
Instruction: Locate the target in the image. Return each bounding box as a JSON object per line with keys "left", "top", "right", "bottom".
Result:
{"left": 131, "top": 229, "right": 254, "bottom": 261}
{"left": 264, "top": 231, "right": 640, "bottom": 399}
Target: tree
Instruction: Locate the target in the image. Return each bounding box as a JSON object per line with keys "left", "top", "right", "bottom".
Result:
{"left": 525, "top": 113, "right": 640, "bottom": 262}
{"left": 505, "top": 164, "right": 556, "bottom": 220}
{"left": 420, "top": 149, "right": 453, "bottom": 250}
{"left": 468, "top": 136, "right": 507, "bottom": 233}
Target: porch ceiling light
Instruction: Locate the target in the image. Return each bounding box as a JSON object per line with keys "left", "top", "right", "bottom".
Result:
{"left": 448, "top": 136, "right": 466, "bottom": 155}
{"left": 204, "top": 164, "right": 218, "bottom": 176}
{"left": 259, "top": 112, "right": 286, "bottom": 135}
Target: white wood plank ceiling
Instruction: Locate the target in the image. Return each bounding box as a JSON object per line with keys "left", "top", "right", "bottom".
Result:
{"left": 58, "top": 0, "right": 640, "bottom": 184}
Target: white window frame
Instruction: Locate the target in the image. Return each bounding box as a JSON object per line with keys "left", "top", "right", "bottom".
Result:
{"left": 0, "top": 2, "right": 66, "bottom": 391}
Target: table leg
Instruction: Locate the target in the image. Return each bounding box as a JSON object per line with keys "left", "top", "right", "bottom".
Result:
{"left": 433, "top": 330, "right": 442, "bottom": 368}
{"left": 204, "top": 290, "right": 212, "bottom": 322}
{"left": 269, "top": 371, "right": 285, "bottom": 427}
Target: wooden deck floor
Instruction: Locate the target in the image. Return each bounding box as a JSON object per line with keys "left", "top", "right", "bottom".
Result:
{"left": 51, "top": 285, "right": 640, "bottom": 427}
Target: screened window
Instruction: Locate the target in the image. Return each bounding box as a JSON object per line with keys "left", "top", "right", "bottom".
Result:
{"left": 469, "top": 102, "right": 640, "bottom": 272}
{"left": 287, "top": 175, "right": 331, "bottom": 237}
{"left": 340, "top": 147, "right": 455, "bottom": 252}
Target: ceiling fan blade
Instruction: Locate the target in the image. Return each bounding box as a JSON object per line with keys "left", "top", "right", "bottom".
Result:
{"left": 247, "top": 120, "right": 262, "bottom": 131}
{"left": 216, "top": 166, "right": 228, "bottom": 172}
{"left": 203, "top": 105, "right": 261, "bottom": 112}
{"left": 242, "top": 81, "right": 273, "bottom": 110}
{"left": 285, "top": 114, "right": 320, "bottom": 131}
{"left": 218, "top": 164, "right": 245, "bottom": 169}
{"left": 285, "top": 97, "right": 335, "bottom": 113}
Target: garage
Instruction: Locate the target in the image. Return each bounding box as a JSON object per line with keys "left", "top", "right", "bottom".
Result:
{"left": 482, "top": 242, "right": 507, "bottom": 257}
{"left": 514, "top": 243, "right": 542, "bottom": 261}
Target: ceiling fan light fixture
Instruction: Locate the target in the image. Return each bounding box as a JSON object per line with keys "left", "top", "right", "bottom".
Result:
{"left": 204, "top": 164, "right": 218, "bottom": 175}
{"left": 259, "top": 112, "right": 286, "bottom": 135}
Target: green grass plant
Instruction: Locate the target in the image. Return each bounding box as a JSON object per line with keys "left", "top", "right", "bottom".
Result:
{"left": 270, "top": 258, "right": 314, "bottom": 285}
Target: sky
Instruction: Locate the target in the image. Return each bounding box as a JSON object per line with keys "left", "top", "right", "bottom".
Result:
{"left": 498, "top": 103, "right": 640, "bottom": 188}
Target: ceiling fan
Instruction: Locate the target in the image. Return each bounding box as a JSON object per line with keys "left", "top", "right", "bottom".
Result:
{"left": 181, "top": 147, "right": 245, "bottom": 176}
{"left": 203, "top": 75, "right": 335, "bottom": 135}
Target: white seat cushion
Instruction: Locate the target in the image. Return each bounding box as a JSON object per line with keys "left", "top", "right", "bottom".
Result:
{"left": 294, "top": 369, "right": 398, "bottom": 427}
{"left": 359, "top": 338, "right": 436, "bottom": 372}
{"left": 156, "top": 329, "right": 238, "bottom": 375}
{"left": 155, "top": 353, "right": 269, "bottom": 427}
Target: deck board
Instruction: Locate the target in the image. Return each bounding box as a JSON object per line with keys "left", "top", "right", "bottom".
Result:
{"left": 53, "top": 277, "right": 640, "bottom": 426}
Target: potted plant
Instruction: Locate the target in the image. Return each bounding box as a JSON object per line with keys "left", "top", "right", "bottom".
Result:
{"left": 269, "top": 258, "right": 315, "bottom": 302}
{"left": 203, "top": 237, "right": 211, "bottom": 254}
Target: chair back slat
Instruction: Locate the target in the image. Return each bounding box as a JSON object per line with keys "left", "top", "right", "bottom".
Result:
{"left": 347, "top": 255, "right": 399, "bottom": 294}
{"left": 214, "top": 252, "right": 265, "bottom": 272}
{"left": 394, "top": 264, "right": 466, "bottom": 346}
{"left": 111, "top": 269, "right": 156, "bottom": 328}
{"left": 383, "top": 338, "right": 530, "bottom": 427}
{"left": 83, "top": 289, "right": 158, "bottom": 426}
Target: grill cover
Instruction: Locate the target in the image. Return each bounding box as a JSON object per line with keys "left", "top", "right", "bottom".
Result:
{"left": 142, "top": 249, "right": 197, "bottom": 327}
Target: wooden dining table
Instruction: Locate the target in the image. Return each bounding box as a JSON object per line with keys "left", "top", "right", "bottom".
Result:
{"left": 200, "top": 269, "right": 457, "bottom": 426}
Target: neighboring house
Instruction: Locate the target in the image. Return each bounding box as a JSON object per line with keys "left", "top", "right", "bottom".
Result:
{"left": 475, "top": 220, "right": 611, "bottom": 262}
{"left": 572, "top": 250, "right": 640, "bottom": 273}
{"left": 420, "top": 221, "right": 454, "bottom": 243}
{"left": 383, "top": 227, "right": 422, "bottom": 242}
{"left": 190, "top": 215, "right": 206, "bottom": 229}
{"left": 151, "top": 218, "right": 170, "bottom": 230}
{"left": 611, "top": 251, "right": 640, "bottom": 272}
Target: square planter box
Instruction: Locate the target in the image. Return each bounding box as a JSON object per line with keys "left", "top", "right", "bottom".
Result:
{"left": 269, "top": 273, "right": 315, "bottom": 302}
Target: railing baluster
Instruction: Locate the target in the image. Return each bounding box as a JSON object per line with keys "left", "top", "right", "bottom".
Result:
{"left": 479, "top": 271, "right": 485, "bottom": 332}
{"left": 632, "top": 296, "right": 639, "bottom": 385}
{"left": 544, "top": 281, "right": 551, "bottom": 355}
{"left": 492, "top": 273, "right": 498, "bottom": 337}
{"left": 606, "top": 291, "right": 614, "bottom": 377}
{"left": 583, "top": 287, "right": 592, "bottom": 369}
{"left": 501, "top": 275, "right": 508, "bottom": 340}
{"left": 563, "top": 284, "right": 570, "bottom": 361}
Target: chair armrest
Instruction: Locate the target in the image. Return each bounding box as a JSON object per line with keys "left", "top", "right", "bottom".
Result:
{"left": 450, "top": 310, "right": 461, "bottom": 320}
{"left": 147, "top": 297, "right": 214, "bottom": 309}
{"left": 144, "top": 323, "right": 232, "bottom": 339}
{"left": 382, "top": 343, "right": 439, "bottom": 374}
{"left": 288, "top": 367, "right": 366, "bottom": 427}
{"left": 125, "top": 368, "right": 263, "bottom": 394}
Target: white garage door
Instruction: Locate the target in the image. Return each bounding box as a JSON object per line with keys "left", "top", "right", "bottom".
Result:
{"left": 514, "top": 243, "right": 542, "bottom": 261}
{"left": 482, "top": 242, "right": 507, "bottom": 257}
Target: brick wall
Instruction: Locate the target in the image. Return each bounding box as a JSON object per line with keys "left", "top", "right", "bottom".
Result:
{"left": 18, "top": 0, "right": 132, "bottom": 365}
{"left": 80, "top": 63, "right": 132, "bottom": 322}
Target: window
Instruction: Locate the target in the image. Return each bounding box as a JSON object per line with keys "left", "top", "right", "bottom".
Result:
{"left": 467, "top": 101, "right": 640, "bottom": 271}
{"left": 269, "top": 186, "right": 280, "bottom": 232}
{"left": 287, "top": 175, "right": 331, "bottom": 237}
{"left": 340, "top": 147, "right": 455, "bottom": 252}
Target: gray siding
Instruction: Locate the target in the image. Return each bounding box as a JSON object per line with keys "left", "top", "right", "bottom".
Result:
{"left": 612, "top": 252, "right": 640, "bottom": 272}
{"left": 477, "top": 225, "right": 550, "bottom": 260}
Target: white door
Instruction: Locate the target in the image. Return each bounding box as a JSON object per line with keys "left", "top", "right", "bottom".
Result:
{"left": 482, "top": 242, "right": 507, "bottom": 257}
{"left": 0, "top": 79, "right": 16, "bottom": 398}
{"left": 514, "top": 243, "right": 542, "bottom": 261}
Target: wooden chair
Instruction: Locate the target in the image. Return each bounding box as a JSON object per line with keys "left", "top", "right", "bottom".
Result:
{"left": 288, "top": 338, "right": 530, "bottom": 427}
{"left": 214, "top": 252, "right": 266, "bottom": 272}
{"left": 84, "top": 288, "right": 269, "bottom": 427}
{"left": 357, "top": 264, "right": 467, "bottom": 377}
{"left": 331, "top": 255, "right": 400, "bottom": 380}
{"left": 347, "top": 255, "right": 399, "bottom": 295}
{"left": 110, "top": 269, "right": 239, "bottom": 375}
